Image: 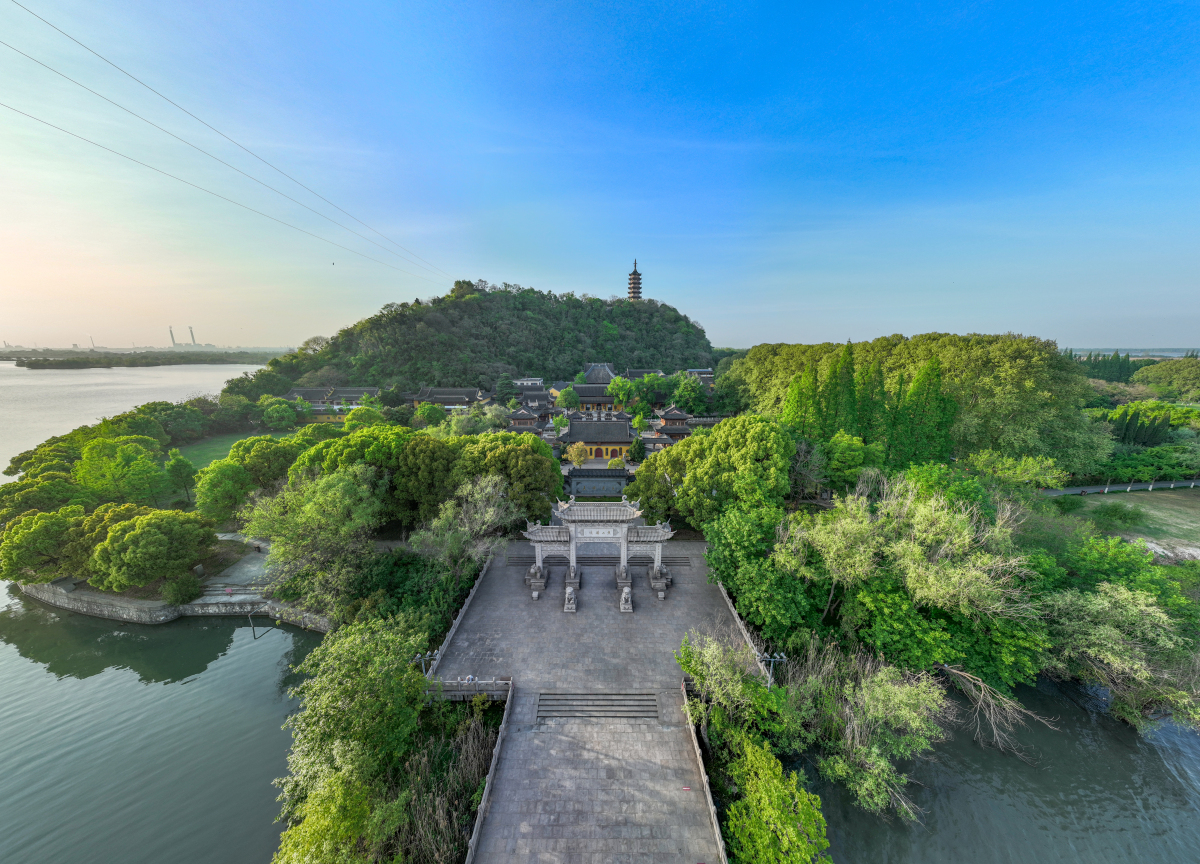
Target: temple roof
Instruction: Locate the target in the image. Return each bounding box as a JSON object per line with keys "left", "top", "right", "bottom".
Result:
{"left": 555, "top": 497, "right": 641, "bottom": 522}
{"left": 570, "top": 384, "right": 613, "bottom": 398}
{"left": 564, "top": 420, "right": 634, "bottom": 443}
{"left": 582, "top": 363, "right": 618, "bottom": 385}
{"left": 630, "top": 524, "right": 675, "bottom": 542}
{"left": 509, "top": 406, "right": 537, "bottom": 419}
{"left": 657, "top": 404, "right": 691, "bottom": 420}
{"left": 524, "top": 524, "right": 568, "bottom": 542}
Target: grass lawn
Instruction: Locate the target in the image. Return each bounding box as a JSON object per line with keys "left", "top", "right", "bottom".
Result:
{"left": 177, "top": 431, "right": 286, "bottom": 469}
{"left": 1079, "top": 488, "right": 1200, "bottom": 551}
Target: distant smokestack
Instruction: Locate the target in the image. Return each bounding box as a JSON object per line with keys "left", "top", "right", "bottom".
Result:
{"left": 169, "top": 326, "right": 177, "bottom": 347}
{"left": 189, "top": 326, "right": 197, "bottom": 345}
{"left": 90, "top": 335, "right": 95, "bottom": 348}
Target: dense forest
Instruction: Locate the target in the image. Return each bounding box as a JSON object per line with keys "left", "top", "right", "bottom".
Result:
{"left": 1132, "top": 355, "right": 1200, "bottom": 402}
{"left": 722, "top": 333, "right": 1113, "bottom": 476}
{"left": 248, "top": 280, "right": 717, "bottom": 394}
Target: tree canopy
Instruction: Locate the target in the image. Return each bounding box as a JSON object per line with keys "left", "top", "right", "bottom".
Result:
{"left": 247, "top": 282, "right": 714, "bottom": 393}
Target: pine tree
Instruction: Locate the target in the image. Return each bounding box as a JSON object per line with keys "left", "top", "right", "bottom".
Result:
{"left": 819, "top": 343, "right": 858, "bottom": 440}
{"left": 887, "top": 358, "right": 956, "bottom": 470}
{"left": 780, "top": 366, "right": 820, "bottom": 440}
{"left": 854, "top": 360, "right": 887, "bottom": 446}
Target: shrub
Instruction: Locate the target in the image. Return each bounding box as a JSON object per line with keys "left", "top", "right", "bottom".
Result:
{"left": 162, "top": 573, "right": 203, "bottom": 605}
{"left": 1090, "top": 502, "right": 1148, "bottom": 533}
{"left": 607, "top": 457, "right": 625, "bottom": 469}
{"left": 1052, "top": 495, "right": 1086, "bottom": 515}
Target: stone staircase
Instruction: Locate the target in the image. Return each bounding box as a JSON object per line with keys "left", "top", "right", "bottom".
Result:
{"left": 536, "top": 692, "right": 660, "bottom": 721}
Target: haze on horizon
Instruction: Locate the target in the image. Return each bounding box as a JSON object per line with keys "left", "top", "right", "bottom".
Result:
{"left": 2, "top": 1, "right": 1198, "bottom": 352}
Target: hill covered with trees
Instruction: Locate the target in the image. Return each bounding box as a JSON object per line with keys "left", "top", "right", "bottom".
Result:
{"left": 245, "top": 281, "right": 716, "bottom": 395}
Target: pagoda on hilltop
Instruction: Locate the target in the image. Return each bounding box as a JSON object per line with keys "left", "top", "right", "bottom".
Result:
{"left": 627, "top": 260, "right": 642, "bottom": 300}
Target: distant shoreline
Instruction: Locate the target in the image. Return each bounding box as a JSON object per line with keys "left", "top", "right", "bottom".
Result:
{"left": 7, "top": 351, "right": 280, "bottom": 369}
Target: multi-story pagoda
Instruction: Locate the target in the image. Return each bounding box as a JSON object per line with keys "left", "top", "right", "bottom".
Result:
{"left": 628, "top": 260, "right": 642, "bottom": 300}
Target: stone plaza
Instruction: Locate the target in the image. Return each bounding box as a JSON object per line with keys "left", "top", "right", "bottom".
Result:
{"left": 434, "top": 524, "right": 736, "bottom": 863}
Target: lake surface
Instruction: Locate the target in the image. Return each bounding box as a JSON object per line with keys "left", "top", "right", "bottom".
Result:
{"left": 0, "top": 581, "right": 321, "bottom": 864}
{"left": 812, "top": 678, "right": 1200, "bottom": 863}
{"left": 0, "top": 361, "right": 262, "bottom": 483}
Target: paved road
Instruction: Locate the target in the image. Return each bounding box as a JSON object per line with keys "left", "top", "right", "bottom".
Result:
{"left": 436, "top": 540, "right": 729, "bottom": 864}
{"left": 1044, "top": 481, "right": 1200, "bottom": 496}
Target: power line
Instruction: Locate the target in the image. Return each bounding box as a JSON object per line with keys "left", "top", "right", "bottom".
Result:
{"left": 9, "top": 0, "right": 455, "bottom": 280}
{"left": 0, "top": 37, "right": 447, "bottom": 279}
{"left": 0, "top": 99, "right": 442, "bottom": 280}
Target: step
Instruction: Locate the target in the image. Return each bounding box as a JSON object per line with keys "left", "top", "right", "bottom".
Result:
{"left": 536, "top": 692, "right": 660, "bottom": 721}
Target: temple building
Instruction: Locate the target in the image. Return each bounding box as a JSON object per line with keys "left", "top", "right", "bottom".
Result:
{"left": 628, "top": 261, "right": 642, "bottom": 300}
{"left": 403, "top": 386, "right": 488, "bottom": 410}
{"left": 283, "top": 386, "right": 381, "bottom": 423}
{"left": 561, "top": 415, "right": 634, "bottom": 459}
{"left": 656, "top": 404, "right": 693, "bottom": 443}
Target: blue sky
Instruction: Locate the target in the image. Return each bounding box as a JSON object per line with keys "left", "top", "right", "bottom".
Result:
{"left": 2, "top": 1, "right": 1198, "bottom": 350}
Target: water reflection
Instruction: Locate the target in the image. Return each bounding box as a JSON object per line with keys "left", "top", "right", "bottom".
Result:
{"left": 810, "top": 678, "right": 1200, "bottom": 863}
{"left": 0, "top": 582, "right": 238, "bottom": 683}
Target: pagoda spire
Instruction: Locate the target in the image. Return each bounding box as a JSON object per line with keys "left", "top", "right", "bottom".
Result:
{"left": 627, "top": 260, "right": 642, "bottom": 300}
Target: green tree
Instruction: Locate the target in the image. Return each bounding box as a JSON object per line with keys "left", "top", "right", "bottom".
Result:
{"left": 223, "top": 368, "right": 292, "bottom": 401}
{"left": 725, "top": 739, "right": 830, "bottom": 864}
{"left": 194, "top": 458, "right": 256, "bottom": 522}
{"left": 565, "top": 441, "right": 589, "bottom": 468}
{"left": 259, "top": 397, "right": 298, "bottom": 431}
{"left": 228, "top": 436, "right": 305, "bottom": 488}
{"left": 453, "top": 434, "right": 562, "bottom": 521}
{"left": 626, "top": 415, "right": 794, "bottom": 528}
{"left": 606, "top": 376, "right": 634, "bottom": 408}
{"left": 556, "top": 386, "right": 581, "bottom": 410}
{"left": 669, "top": 374, "right": 708, "bottom": 415}
{"left": 241, "top": 464, "right": 389, "bottom": 608}
{"left": 494, "top": 372, "right": 519, "bottom": 402}
{"left": 819, "top": 343, "right": 858, "bottom": 440}
{"left": 392, "top": 435, "right": 458, "bottom": 525}
{"left": 414, "top": 402, "right": 447, "bottom": 428}
{"left": 823, "top": 430, "right": 882, "bottom": 489}
{"left": 61, "top": 502, "right": 153, "bottom": 576}
{"left": 343, "top": 406, "right": 386, "bottom": 432}
{"left": 552, "top": 413, "right": 569, "bottom": 434}
{"left": 73, "top": 438, "right": 170, "bottom": 505}
{"left": 276, "top": 616, "right": 428, "bottom": 848}
{"left": 886, "top": 358, "right": 957, "bottom": 470}
{"left": 0, "top": 506, "right": 84, "bottom": 582}
{"left": 164, "top": 449, "right": 197, "bottom": 502}
{"left": 627, "top": 437, "right": 646, "bottom": 462}
{"left": 91, "top": 510, "right": 215, "bottom": 591}
{"left": 780, "top": 366, "right": 820, "bottom": 439}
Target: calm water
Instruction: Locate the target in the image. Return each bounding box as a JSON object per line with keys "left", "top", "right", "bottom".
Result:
{"left": 0, "top": 361, "right": 262, "bottom": 483}
{"left": 812, "top": 679, "right": 1200, "bottom": 863}
{"left": 0, "top": 581, "right": 321, "bottom": 864}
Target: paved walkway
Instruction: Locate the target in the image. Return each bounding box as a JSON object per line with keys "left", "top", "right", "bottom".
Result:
{"left": 1045, "top": 481, "right": 1199, "bottom": 496}
{"left": 436, "top": 540, "right": 730, "bottom": 863}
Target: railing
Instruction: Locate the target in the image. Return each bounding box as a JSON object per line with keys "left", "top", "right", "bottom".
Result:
{"left": 425, "top": 677, "right": 512, "bottom": 702}
{"left": 681, "top": 677, "right": 729, "bottom": 864}
{"left": 714, "top": 580, "right": 769, "bottom": 678}
{"left": 463, "top": 679, "right": 515, "bottom": 864}
{"left": 426, "top": 553, "right": 493, "bottom": 679}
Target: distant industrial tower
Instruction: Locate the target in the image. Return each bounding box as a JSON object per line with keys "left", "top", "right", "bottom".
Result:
{"left": 188, "top": 326, "right": 197, "bottom": 345}
{"left": 627, "top": 260, "right": 642, "bottom": 300}
{"left": 169, "top": 326, "right": 177, "bottom": 347}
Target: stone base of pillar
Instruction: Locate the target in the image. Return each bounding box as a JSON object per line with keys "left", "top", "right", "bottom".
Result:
{"left": 615, "top": 564, "right": 631, "bottom": 590}
{"left": 566, "top": 565, "right": 580, "bottom": 590}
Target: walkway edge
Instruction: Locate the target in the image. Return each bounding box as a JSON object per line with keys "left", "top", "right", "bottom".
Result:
{"left": 464, "top": 679, "right": 514, "bottom": 864}
{"left": 427, "top": 553, "right": 494, "bottom": 679}
{"left": 715, "top": 579, "right": 769, "bottom": 677}
{"left": 682, "top": 678, "right": 730, "bottom": 864}
{"left": 19, "top": 581, "right": 331, "bottom": 632}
